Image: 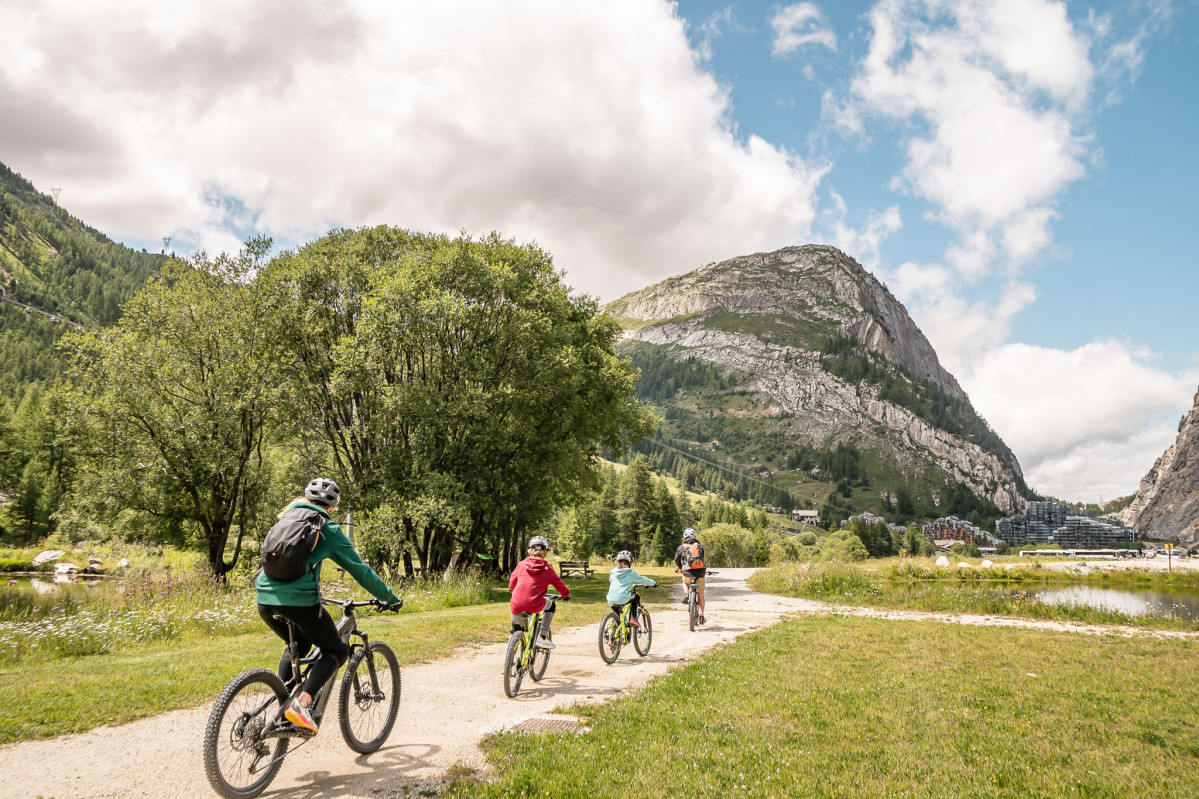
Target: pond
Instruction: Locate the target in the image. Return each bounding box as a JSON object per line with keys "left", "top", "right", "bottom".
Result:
{"left": 1018, "top": 584, "right": 1199, "bottom": 621}
{"left": 889, "top": 580, "right": 1199, "bottom": 621}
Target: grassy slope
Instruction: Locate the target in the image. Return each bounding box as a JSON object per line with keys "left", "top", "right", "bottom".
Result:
{"left": 466, "top": 615, "right": 1199, "bottom": 798}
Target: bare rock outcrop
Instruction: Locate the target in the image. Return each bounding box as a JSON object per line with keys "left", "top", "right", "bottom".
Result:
{"left": 606, "top": 244, "right": 1026, "bottom": 513}
{"left": 1114, "top": 386, "right": 1199, "bottom": 547}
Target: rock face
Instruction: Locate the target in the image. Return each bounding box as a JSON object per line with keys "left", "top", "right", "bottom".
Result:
{"left": 605, "top": 244, "right": 1026, "bottom": 513}
{"left": 1114, "top": 386, "right": 1199, "bottom": 547}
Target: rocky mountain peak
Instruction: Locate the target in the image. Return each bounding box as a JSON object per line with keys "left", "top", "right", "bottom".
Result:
{"left": 1114, "top": 385, "right": 1199, "bottom": 547}
{"left": 604, "top": 243, "right": 1026, "bottom": 515}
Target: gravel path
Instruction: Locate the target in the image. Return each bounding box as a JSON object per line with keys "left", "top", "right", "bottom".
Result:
{"left": 3, "top": 568, "right": 1195, "bottom": 798}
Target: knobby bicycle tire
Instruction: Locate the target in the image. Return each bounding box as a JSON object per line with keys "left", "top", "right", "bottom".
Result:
{"left": 598, "top": 611, "right": 622, "bottom": 664}
{"left": 203, "top": 668, "right": 291, "bottom": 799}
{"left": 530, "top": 631, "right": 551, "bottom": 681}
{"left": 503, "top": 632, "right": 527, "bottom": 697}
{"left": 634, "top": 609, "right": 652, "bottom": 656}
{"left": 688, "top": 588, "right": 698, "bottom": 632}
{"left": 338, "top": 641, "right": 402, "bottom": 753}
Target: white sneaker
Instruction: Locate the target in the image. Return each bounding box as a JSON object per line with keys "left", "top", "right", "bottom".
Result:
{"left": 535, "top": 636, "right": 556, "bottom": 650}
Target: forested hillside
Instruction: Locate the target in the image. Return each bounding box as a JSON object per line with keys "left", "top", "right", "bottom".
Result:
{"left": 0, "top": 161, "right": 164, "bottom": 398}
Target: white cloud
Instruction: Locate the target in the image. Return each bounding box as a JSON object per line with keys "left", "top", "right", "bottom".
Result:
{"left": 771, "top": 3, "right": 837, "bottom": 57}
{"left": 820, "top": 191, "right": 901, "bottom": 270}
{"left": 0, "top": 0, "right": 827, "bottom": 301}
{"left": 847, "top": 0, "right": 1093, "bottom": 274}
{"left": 696, "top": 6, "right": 741, "bottom": 62}
{"left": 964, "top": 340, "right": 1198, "bottom": 500}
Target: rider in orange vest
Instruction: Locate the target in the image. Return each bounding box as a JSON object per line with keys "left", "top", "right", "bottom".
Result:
{"left": 673, "top": 528, "right": 707, "bottom": 624}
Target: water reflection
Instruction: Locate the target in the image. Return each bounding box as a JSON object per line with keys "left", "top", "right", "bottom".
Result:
{"left": 1021, "top": 585, "right": 1199, "bottom": 621}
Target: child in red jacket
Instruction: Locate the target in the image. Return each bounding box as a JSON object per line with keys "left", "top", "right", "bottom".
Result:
{"left": 509, "top": 535, "right": 571, "bottom": 649}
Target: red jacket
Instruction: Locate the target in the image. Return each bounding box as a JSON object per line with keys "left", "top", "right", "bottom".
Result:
{"left": 509, "top": 556, "right": 570, "bottom": 613}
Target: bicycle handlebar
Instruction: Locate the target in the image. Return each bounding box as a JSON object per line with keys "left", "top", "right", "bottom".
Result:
{"left": 320, "top": 597, "right": 402, "bottom": 612}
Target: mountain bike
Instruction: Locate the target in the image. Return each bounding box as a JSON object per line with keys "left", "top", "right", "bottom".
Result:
{"left": 503, "top": 593, "right": 567, "bottom": 698}
{"left": 598, "top": 584, "right": 656, "bottom": 664}
{"left": 682, "top": 570, "right": 717, "bottom": 632}
{"left": 202, "top": 596, "right": 402, "bottom": 799}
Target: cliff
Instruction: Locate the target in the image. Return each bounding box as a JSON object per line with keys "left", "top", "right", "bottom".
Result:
{"left": 606, "top": 244, "right": 1026, "bottom": 514}
{"left": 1114, "top": 386, "right": 1199, "bottom": 547}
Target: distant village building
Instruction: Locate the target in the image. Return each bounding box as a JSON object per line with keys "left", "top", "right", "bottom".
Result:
{"left": 792, "top": 509, "right": 819, "bottom": 524}
{"left": 841, "top": 512, "right": 906, "bottom": 535}
{"left": 922, "top": 516, "right": 994, "bottom": 545}
{"left": 995, "top": 501, "right": 1136, "bottom": 547}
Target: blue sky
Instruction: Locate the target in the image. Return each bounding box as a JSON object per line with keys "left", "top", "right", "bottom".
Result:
{"left": 0, "top": 0, "right": 1195, "bottom": 501}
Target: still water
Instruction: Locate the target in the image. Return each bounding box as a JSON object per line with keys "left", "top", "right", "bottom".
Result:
{"left": 1018, "top": 584, "right": 1199, "bottom": 621}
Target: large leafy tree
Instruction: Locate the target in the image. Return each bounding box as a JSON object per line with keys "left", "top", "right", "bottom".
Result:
{"left": 263, "top": 227, "right": 654, "bottom": 573}
{"left": 64, "top": 240, "right": 282, "bottom": 580}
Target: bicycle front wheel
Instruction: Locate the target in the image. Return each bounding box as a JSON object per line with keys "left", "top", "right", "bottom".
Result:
{"left": 530, "top": 633, "right": 551, "bottom": 681}
{"left": 503, "top": 632, "right": 526, "bottom": 697}
{"left": 634, "top": 609, "right": 653, "bottom": 656}
{"left": 203, "top": 668, "right": 291, "bottom": 799}
{"left": 598, "top": 612, "right": 621, "bottom": 664}
{"left": 338, "top": 641, "right": 402, "bottom": 754}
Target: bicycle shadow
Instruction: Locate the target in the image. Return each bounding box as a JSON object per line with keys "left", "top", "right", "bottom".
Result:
{"left": 265, "top": 741, "right": 444, "bottom": 799}
{"left": 501, "top": 673, "right": 625, "bottom": 702}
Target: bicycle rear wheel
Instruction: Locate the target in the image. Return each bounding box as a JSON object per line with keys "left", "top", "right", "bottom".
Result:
{"left": 633, "top": 609, "right": 653, "bottom": 656}
{"left": 203, "top": 668, "right": 291, "bottom": 799}
{"left": 688, "top": 588, "right": 698, "bottom": 632}
{"left": 598, "top": 612, "right": 621, "bottom": 664}
{"left": 338, "top": 641, "right": 402, "bottom": 753}
{"left": 503, "top": 632, "right": 527, "bottom": 697}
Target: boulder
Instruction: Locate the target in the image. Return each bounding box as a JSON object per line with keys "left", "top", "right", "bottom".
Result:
{"left": 55, "top": 562, "right": 78, "bottom": 574}
{"left": 31, "top": 550, "right": 65, "bottom": 568}
{"left": 957, "top": 562, "right": 973, "bottom": 570}
{"left": 87, "top": 558, "right": 103, "bottom": 566}
{"left": 935, "top": 556, "right": 950, "bottom": 567}
{"left": 117, "top": 558, "right": 130, "bottom": 569}
{"left": 981, "top": 559, "right": 994, "bottom": 569}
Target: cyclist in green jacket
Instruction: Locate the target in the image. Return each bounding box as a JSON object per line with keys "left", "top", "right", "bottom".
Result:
{"left": 257, "top": 478, "right": 401, "bottom": 735}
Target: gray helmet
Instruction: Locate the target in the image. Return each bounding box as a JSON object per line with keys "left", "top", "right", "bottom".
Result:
{"left": 683, "top": 528, "right": 697, "bottom": 542}
{"left": 616, "top": 550, "right": 633, "bottom": 563}
{"left": 305, "top": 477, "right": 340, "bottom": 506}
{"left": 528, "top": 535, "right": 550, "bottom": 552}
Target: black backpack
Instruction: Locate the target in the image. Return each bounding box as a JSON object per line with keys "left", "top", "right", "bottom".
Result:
{"left": 260, "top": 507, "right": 325, "bottom": 581}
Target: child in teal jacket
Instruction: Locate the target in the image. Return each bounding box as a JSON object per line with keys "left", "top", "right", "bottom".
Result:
{"left": 606, "top": 550, "right": 657, "bottom": 626}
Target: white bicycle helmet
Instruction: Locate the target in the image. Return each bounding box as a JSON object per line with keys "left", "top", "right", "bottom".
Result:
{"left": 528, "top": 535, "right": 550, "bottom": 551}
{"left": 683, "top": 528, "right": 697, "bottom": 542}
{"left": 616, "top": 550, "right": 634, "bottom": 563}
{"left": 304, "top": 477, "right": 340, "bottom": 507}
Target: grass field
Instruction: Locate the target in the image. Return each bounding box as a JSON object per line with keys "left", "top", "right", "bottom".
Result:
{"left": 0, "top": 564, "right": 679, "bottom": 742}
{"left": 464, "top": 615, "right": 1199, "bottom": 798}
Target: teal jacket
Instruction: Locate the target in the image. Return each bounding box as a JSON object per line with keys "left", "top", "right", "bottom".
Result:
{"left": 256, "top": 502, "right": 400, "bottom": 607}
{"left": 606, "top": 566, "right": 657, "bottom": 605}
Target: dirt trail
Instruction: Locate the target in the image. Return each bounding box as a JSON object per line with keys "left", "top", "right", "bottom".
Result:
{"left": 3, "top": 569, "right": 1195, "bottom": 799}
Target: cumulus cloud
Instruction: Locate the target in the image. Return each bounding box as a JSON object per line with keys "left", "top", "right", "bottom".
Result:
{"left": 846, "top": 0, "right": 1093, "bottom": 272}
{"left": 0, "top": 0, "right": 827, "bottom": 300}
{"left": 964, "top": 340, "right": 1199, "bottom": 500}
{"left": 771, "top": 3, "right": 837, "bottom": 57}
{"left": 820, "top": 191, "right": 901, "bottom": 271}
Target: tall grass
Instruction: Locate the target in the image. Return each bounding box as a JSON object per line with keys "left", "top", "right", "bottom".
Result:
{"left": 752, "top": 562, "right": 1199, "bottom": 631}
{"left": 0, "top": 566, "right": 497, "bottom": 665}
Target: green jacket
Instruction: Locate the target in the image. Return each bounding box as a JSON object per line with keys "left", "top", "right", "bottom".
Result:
{"left": 256, "top": 502, "right": 399, "bottom": 607}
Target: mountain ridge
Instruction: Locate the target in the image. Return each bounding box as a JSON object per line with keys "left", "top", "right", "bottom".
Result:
{"left": 605, "top": 244, "right": 1027, "bottom": 519}
{"left": 1113, "top": 385, "right": 1199, "bottom": 547}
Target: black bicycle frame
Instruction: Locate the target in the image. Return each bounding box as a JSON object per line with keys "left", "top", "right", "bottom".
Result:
{"left": 262, "top": 600, "right": 382, "bottom": 739}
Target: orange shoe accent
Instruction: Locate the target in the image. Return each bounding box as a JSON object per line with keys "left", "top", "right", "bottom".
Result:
{"left": 285, "top": 701, "right": 318, "bottom": 735}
